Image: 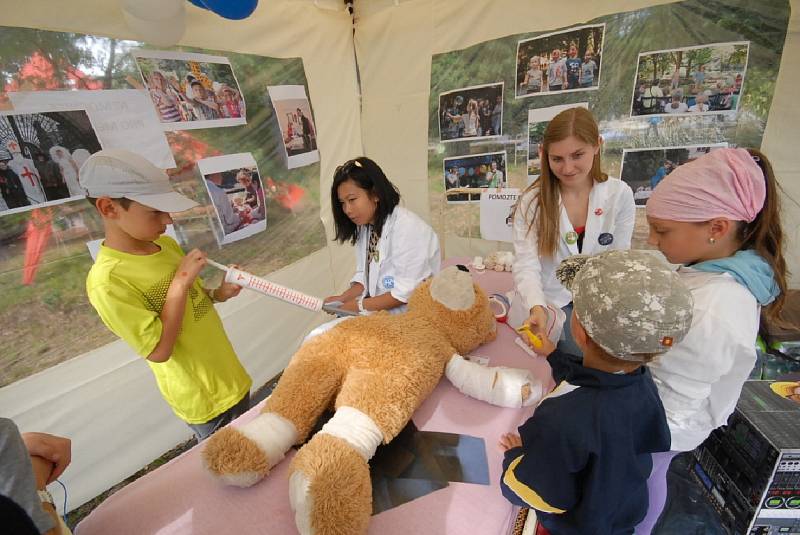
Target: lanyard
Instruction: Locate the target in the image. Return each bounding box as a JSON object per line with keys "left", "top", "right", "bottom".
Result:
{"left": 364, "top": 225, "right": 379, "bottom": 297}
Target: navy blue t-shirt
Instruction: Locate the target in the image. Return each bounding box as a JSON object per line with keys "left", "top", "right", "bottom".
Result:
{"left": 500, "top": 350, "right": 670, "bottom": 535}
{"left": 565, "top": 57, "right": 582, "bottom": 88}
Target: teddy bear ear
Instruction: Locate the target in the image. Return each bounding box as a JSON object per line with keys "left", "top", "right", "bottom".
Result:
{"left": 430, "top": 266, "right": 476, "bottom": 311}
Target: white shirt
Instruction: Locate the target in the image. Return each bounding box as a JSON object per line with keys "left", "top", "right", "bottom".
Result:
{"left": 648, "top": 268, "right": 759, "bottom": 451}
{"left": 7, "top": 155, "right": 45, "bottom": 204}
{"left": 664, "top": 102, "right": 689, "bottom": 114}
{"left": 206, "top": 180, "right": 240, "bottom": 233}
{"left": 512, "top": 177, "right": 635, "bottom": 311}
{"left": 351, "top": 205, "right": 440, "bottom": 312}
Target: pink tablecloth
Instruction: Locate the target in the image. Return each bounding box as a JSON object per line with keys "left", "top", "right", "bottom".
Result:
{"left": 76, "top": 267, "right": 554, "bottom": 535}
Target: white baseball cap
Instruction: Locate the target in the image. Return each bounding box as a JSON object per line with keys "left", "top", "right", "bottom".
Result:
{"left": 79, "top": 149, "right": 198, "bottom": 213}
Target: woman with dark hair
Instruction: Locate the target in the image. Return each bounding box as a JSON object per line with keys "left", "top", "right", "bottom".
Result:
{"left": 324, "top": 156, "right": 440, "bottom": 317}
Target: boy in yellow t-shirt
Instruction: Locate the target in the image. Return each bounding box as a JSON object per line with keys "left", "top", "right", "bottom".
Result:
{"left": 80, "top": 149, "right": 252, "bottom": 441}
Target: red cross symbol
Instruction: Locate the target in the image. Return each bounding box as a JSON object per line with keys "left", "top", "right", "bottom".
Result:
{"left": 20, "top": 166, "right": 38, "bottom": 187}
{"left": 6, "top": 140, "right": 20, "bottom": 153}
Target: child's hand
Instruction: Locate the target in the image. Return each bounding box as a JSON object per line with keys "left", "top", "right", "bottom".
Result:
{"left": 175, "top": 249, "right": 207, "bottom": 289}
{"left": 499, "top": 433, "right": 522, "bottom": 452}
{"left": 213, "top": 264, "right": 243, "bottom": 302}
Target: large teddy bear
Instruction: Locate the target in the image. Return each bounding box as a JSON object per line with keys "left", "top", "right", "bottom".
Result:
{"left": 202, "top": 266, "right": 542, "bottom": 535}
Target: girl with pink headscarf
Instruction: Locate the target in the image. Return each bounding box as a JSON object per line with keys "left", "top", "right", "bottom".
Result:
{"left": 636, "top": 148, "right": 788, "bottom": 534}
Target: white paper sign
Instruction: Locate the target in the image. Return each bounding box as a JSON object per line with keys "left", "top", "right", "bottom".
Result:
{"left": 480, "top": 188, "right": 520, "bottom": 242}
{"left": 9, "top": 90, "right": 176, "bottom": 169}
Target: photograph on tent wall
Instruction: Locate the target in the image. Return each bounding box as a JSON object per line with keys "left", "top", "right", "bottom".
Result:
{"left": 197, "top": 153, "right": 267, "bottom": 245}
{"left": 527, "top": 103, "right": 589, "bottom": 184}
{"left": 438, "top": 82, "right": 504, "bottom": 142}
{"left": 620, "top": 144, "right": 728, "bottom": 206}
{"left": 515, "top": 24, "right": 604, "bottom": 98}
{"left": 133, "top": 49, "right": 247, "bottom": 130}
{"left": 8, "top": 89, "right": 177, "bottom": 169}
{"left": 267, "top": 85, "right": 320, "bottom": 169}
{"left": 0, "top": 109, "right": 102, "bottom": 215}
{"left": 443, "top": 151, "right": 507, "bottom": 204}
{"left": 631, "top": 41, "right": 749, "bottom": 117}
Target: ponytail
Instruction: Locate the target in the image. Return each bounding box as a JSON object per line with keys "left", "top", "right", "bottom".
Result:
{"left": 740, "top": 148, "right": 789, "bottom": 324}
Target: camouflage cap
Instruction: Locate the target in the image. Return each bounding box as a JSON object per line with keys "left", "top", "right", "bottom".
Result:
{"left": 556, "top": 250, "right": 694, "bottom": 362}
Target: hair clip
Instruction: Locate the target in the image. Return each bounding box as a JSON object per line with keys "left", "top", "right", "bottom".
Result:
{"left": 353, "top": 160, "right": 363, "bottom": 168}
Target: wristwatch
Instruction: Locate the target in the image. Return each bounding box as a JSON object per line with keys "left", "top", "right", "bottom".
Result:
{"left": 38, "top": 489, "right": 54, "bottom": 506}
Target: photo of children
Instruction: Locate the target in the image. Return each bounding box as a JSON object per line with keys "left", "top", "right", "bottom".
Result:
{"left": 443, "top": 151, "right": 507, "bottom": 204}
{"left": 0, "top": 110, "right": 102, "bottom": 215}
{"left": 133, "top": 49, "right": 246, "bottom": 130}
{"left": 267, "top": 85, "right": 320, "bottom": 169}
{"left": 515, "top": 24, "right": 604, "bottom": 98}
{"left": 438, "top": 83, "right": 504, "bottom": 142}
{"left": 527, "top": 103, "right": 589, "bottom": 183}
{"left": 619, "top": 144, "right": 727, "bottom": 206}
{"left": 197, "top": 153, "right": 267, "bottom": 245}
{"left": 631, "top": 41, "right": 749, "bottom": 117}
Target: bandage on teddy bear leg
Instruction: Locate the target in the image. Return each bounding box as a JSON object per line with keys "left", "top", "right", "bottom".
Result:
{"left": 335, "top": 360, "right": 444, "bottom": 442}
{"left": 203, "top": 341, "right": 345, "bottom": 486}
{"left": 289, "top": 432, "right": 373, "bottom": 535}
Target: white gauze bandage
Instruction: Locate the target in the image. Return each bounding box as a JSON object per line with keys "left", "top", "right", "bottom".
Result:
{"left": 318, "top": 406, "right": 383, "bottom": 460}
{"left": 289, "top": 471, "right": 313, "bottom": 535}
{"left": 446, "top": 354, "right": 543, "bottom": 408}
{"left": 238, "top": 412, "right": 298, "bottom": 467}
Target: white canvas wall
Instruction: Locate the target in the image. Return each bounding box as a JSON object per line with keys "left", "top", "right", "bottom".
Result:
{"left": 0, "top": 0, "right": 360, "bottom": 510}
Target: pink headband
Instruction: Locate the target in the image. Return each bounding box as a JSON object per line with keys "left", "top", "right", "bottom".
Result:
{"left": 646, "top": 148, "right": 766, "bottom": 223}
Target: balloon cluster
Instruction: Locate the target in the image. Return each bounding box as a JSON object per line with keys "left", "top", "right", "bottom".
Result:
{"left": 119, "top": 0, "right": 258, "bottom": 47}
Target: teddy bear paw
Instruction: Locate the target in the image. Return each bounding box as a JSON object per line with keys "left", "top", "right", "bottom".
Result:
{"left": 202, "top": 426, "right": 272, "bottom": 487}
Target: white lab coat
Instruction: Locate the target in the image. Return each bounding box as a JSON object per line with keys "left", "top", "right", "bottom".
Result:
{"left": 304, "top": 206, "right": 441, "bottom": 342}
{"left": 512, "top": 177, "right": 635, "bottom": 313}
{"left": 648, "top": 268, "right": 759, "bottom": 451}
{"left": 351, "top": 205, "right": 441, "bottom": 311}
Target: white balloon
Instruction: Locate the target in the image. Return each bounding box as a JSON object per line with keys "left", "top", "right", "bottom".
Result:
{"left": 123, "top": 8, "right": 186, "bottom": 47}
{"left": 119, "top": 0, "right": 183, "bottom": 21}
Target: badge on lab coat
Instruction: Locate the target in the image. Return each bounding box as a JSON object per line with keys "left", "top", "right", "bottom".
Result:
{"left": 598, "top": 232, "right": 614, "bottom": 246}
{"left": 565, "top": 231, "right": 578, "bottom": 245}
{"left": 383, "top": 275, "right": 395, "bottom": 289}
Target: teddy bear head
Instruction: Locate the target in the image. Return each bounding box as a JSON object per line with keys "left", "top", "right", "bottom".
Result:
{"left": 407, "top": 266, "right": 497, "bottom": 354}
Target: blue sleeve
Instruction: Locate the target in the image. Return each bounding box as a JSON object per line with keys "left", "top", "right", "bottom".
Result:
{"left": 500, "top": 447, "right": 529, "bottom": 507}
{"left": 499, "top": 409, "right": 587, "bottom": 513}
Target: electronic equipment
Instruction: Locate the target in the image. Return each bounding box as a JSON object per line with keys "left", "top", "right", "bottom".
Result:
{"left": 691, "top": 381, "right": 800, "bottom": 534}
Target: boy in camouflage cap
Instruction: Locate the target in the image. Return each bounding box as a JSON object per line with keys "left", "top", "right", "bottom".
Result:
{"left": 499, "top": 250, "right": 693, "bottom": 534}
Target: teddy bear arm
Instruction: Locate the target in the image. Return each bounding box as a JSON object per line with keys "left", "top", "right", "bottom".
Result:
{"left": 445, "top": 354, "right": 543, "bottom": 408}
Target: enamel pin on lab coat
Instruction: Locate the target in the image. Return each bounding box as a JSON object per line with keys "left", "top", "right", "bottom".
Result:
{"left": 565, "top": 231, "right": 579, "bottom": 245}
{"left": 598, "top": 232, "right": 614, "bottom": 246}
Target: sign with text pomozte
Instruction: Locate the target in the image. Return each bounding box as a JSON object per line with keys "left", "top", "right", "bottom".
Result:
{"left": 480, "top": 188, "right": 520, "bottom": 242}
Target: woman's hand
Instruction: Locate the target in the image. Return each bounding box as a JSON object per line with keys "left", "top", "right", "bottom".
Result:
{"left": 339, "top": 299, "right": 359, "bottom": 313}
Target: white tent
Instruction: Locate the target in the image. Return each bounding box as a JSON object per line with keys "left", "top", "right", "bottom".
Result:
{"left": 1, "top": 0, "right": 798, "bottom": 512}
